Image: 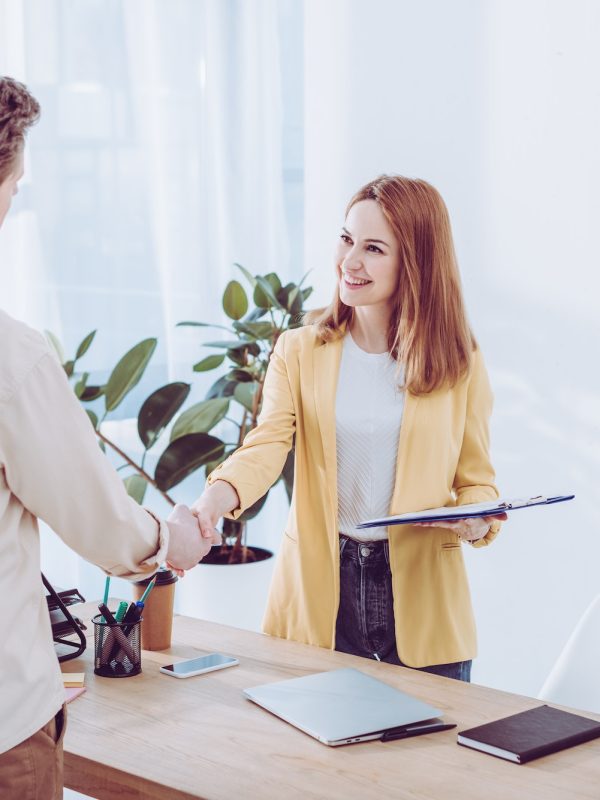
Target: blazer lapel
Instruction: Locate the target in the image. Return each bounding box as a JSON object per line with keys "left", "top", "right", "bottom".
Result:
{"left": 313, "top": 336, "right": 344, "bottom": 532}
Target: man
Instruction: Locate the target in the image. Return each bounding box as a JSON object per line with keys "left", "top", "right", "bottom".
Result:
{"left": 0, "top": 76, "right": 218, "bottom": 799}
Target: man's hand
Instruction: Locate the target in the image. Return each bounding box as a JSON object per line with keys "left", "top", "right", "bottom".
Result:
{"left": 165, "top": 503, "right": 221, "bottom": 575}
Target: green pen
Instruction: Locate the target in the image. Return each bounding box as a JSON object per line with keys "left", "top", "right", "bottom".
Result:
{"left": 115, "top": 601, "right": 129, "bottom": 623}
{"left": 100, "top": 576, "right": 111, "bottom": 623}
{"left": 137, "top": 576, "right": 157, "bottom": 607}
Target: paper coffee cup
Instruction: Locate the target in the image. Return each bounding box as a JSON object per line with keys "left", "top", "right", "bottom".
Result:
{"left": 133, "top": 567, "right": 178, "bottom": 651}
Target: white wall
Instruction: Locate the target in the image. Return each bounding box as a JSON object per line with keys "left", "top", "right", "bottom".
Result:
{"left": 305, "top": 0, "right": 600, "bottom": 697}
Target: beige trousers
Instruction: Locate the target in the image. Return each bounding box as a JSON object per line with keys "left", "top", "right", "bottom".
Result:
{"left": 0, "top": 705, "right": 67, "bottom": 800}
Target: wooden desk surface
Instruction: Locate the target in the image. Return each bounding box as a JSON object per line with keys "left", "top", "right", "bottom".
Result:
{"left": 62, "top": 604, "right": 600, "bottom": 800}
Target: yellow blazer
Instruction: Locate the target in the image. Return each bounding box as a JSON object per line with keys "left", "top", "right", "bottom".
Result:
{"left": 208, "top": 325, "right": 500, "bottom": 667}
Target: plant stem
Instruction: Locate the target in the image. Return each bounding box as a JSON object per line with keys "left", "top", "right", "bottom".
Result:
{"left": 239, "top": 409, "right": 248, "bottom": 444}
{"left": 95, "top": 429, "right": 176, "bottom": 507}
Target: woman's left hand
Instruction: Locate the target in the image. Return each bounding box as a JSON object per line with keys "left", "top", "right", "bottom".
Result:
{"left": 413, "top": 512, "right": 508, "bottom": 543}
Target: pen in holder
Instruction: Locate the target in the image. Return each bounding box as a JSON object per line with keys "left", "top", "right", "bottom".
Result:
{"left": 93, "top": 613, "right": 142, "bottom": 677}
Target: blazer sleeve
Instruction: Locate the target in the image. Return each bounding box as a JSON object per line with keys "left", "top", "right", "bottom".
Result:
{"left": 453, "top": 347, "right": 502, "bottom": 548}
{"left": 0, "top": 352, "right": 168, "bottom": 579}
{"left": 207, "top": 331, "right": 296, "bottom": 518}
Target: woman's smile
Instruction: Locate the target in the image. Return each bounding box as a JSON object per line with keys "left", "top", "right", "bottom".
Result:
{"left": 342, "top": 274, "right": 372, "bottom": 288}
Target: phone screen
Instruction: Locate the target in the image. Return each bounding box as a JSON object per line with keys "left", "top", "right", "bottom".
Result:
{"left": 162, "top": 654, "right": 237, "bottom": 674}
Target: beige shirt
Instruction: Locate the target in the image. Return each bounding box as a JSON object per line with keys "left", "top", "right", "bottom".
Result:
{"left": 0, "top": 311, "right": 168, "bottom": 754}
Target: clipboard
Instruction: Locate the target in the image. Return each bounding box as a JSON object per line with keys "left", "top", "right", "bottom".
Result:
{"left": 356, "top": 494, "right": 575, "bottom": 530}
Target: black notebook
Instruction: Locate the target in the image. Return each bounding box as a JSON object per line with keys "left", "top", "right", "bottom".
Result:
{"left": 457, "top": 705, "right": 600, "bottom": 764}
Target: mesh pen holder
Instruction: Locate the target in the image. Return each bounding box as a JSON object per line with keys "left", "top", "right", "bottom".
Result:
{"left": 93, "top": 613, "right": 142, "bottom": 677}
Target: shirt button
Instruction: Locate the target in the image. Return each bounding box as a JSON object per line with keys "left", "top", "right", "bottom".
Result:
{"left": 360, "top": 546, "right": 371, "bottom": 558}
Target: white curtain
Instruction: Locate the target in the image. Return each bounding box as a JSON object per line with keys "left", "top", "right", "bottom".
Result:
{"left": 0, "top": 0, "right": 289, "bottom": 376}
{"left": 0, "top": 0, "right": 296, "bottom": 598}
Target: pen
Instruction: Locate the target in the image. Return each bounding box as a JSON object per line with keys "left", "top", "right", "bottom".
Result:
{"left": 100, "top": 576, "right": 111, "bottom": 622}
{"left": 98, "top": 602, "right": 118, "bottom": 626}
{"left": 381, "top": 722, "right": 456, "bottom": 742}
{"left": 138, "top": 576, "right": 157, "bottom": 606}
{"left": 115, "top": 601, "right": 129, "bottom": 622}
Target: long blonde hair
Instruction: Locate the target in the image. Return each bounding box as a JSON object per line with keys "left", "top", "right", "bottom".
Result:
{"left": 305, "top": 175, "right": 476, "bottom": 395}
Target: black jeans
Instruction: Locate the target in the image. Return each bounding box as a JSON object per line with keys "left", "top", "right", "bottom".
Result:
{"left": 335, "top": 535, "right": 472, "bottom": 682}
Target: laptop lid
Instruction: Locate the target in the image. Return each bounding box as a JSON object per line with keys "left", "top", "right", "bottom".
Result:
{"left": 243, "top": 668, "right": 443, "bottom": 746}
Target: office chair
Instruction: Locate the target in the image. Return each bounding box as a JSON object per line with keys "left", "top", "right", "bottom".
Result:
{"left": 538, "top": 594, "right": 600, "bottom": 714}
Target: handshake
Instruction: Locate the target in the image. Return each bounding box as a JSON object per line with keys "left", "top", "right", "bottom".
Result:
{"left": 164, "top": 503, "right": 222, "bottom": 575}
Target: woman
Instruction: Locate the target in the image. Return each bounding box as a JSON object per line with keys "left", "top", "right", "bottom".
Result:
{"left": 192, "top": 175, "right": 506, "bottom": 681}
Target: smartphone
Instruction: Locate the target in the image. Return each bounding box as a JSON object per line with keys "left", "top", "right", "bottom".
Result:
{"left": 159, "top": 653, "right": 239, "bottom": 678}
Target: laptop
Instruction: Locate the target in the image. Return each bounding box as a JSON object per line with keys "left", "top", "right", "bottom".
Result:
{"left": 243, "top": 667, "right": 447, "bottom": 746}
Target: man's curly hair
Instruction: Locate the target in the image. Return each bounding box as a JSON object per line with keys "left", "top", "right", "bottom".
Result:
{"left": 0, "top": 77, "right": 40, "bottom": 183}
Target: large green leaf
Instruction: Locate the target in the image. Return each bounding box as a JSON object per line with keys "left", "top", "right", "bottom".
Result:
{"left": 229, "top": 342, "right": 261, "bottom": 359}
{"left": 75, "top": 330, "right": 97, "bottom": 360}
{"left": 85, "top": 409, "right": 98, "bottom": 430}
{"left": 277, "top": 282, "right": 303, "bottom": 315}
{"left": 138, "top": 382, "right": 191, "bottom": 449}
{"left": 233, "top": 381, "right": 260, "bottom": 413}
{"left": 155, "top": 433, "right": 225, "bottom": 491}
{"left": 233, "top": 320, "right": 275, "bottom": 340}
{"left": 170, "top": 398, "right": 229, "bottom": 441}
{"left": 123, "top": 474, "right": 148, "bottom": 505}
{"left": 176, "top": 321, "right": 233, "bottom": 333}
{"left": 105, "top": 338, "right": 157, "bottom": 412}
{"left": 80, "top": 385, "right": 104, "bottom": 401}
{"left": 204, "top": 448, "right": 233, "bottom": 477}
{"left": 74, "top": 372, "right": 89, "bottom": 398}
{"left": 44, "top": 330, "right": 65, "bottom": 363}
{"left": 205, "top": 370, "right": 253, "bottom": 400}
{"left": 287, "top": 286, "right": 302, "bottom": 315}
{"left": 239, "top": 491, "right": 269, "bottom": 522}
{"left": 202, "top": 338, "right": 255, "bottom": 350}
{"left": 193, "top": 354, "right": 226, "bottom": 372}
{"left": 222, "top": 280, "right": 248, "bottom": 320}
{"left": 245, "top": 307, "right": 268, "bottom": 322}
{"left": 253, "top": 275, "right": 283, "bottom": 309}
{"left": 234, "top": 262, "right": 256, "bottom": 288}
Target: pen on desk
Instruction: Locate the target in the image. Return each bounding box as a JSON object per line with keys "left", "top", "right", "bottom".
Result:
{"left": 381, "top": 722, "right": 456, "bottom": 742}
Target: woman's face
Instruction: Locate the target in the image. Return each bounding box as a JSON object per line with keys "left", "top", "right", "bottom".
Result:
{"left": 0, "top": 150, "right": 24, "bottom": 229}
{"left": 335, "top": 199, "right": 400, "bottom": 312}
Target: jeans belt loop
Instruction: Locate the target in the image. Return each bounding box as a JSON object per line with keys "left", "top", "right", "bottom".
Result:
{"left": 339, "top": 534, "right": 349, "bottom": 558}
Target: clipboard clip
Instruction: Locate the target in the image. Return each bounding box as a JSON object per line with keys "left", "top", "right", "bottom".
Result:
{"left": 499, "top": 496, "right": 546, "bottom": 510}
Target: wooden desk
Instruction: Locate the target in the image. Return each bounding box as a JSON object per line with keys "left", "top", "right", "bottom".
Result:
{"left": 62, "top": 605, "right": 600, "bottom": 800}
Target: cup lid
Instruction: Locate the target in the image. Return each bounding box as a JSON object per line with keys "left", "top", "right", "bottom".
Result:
{"left": 134, "top": 566, "right": 178, "bottom": 587}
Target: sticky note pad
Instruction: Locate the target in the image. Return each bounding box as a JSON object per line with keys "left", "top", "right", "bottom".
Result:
{"left": 62, "top": 673, "right": 85, "bottom": 687}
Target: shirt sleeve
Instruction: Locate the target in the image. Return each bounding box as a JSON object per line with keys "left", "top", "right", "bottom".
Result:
{"left": 207, "top": 331, "right": 296, "bottom": 518}
{"left": 453, "top": 348, "right": 502, "bottom": 548}
{"left": 0, "top": 351, "right": 168, "bottom": 579}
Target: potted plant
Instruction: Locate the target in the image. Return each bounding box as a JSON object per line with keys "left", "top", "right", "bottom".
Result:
{"left": 49, "top": 265, "right": 312, "bottom": 568}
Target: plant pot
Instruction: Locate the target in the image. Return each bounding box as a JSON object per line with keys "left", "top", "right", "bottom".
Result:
{"left": 175, "top": 545, "right": 275, "bottom": 632}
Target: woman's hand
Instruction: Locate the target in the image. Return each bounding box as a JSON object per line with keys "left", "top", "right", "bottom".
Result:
{"left": 190, "top": 480, "right": 240, "bottom": 540}
{"left": 413, "top": 512, "right": 508, "bottom": 543}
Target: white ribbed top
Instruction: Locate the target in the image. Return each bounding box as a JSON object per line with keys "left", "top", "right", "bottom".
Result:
{"left": 335, "top": 333, "right": 404, "bottom": 542}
